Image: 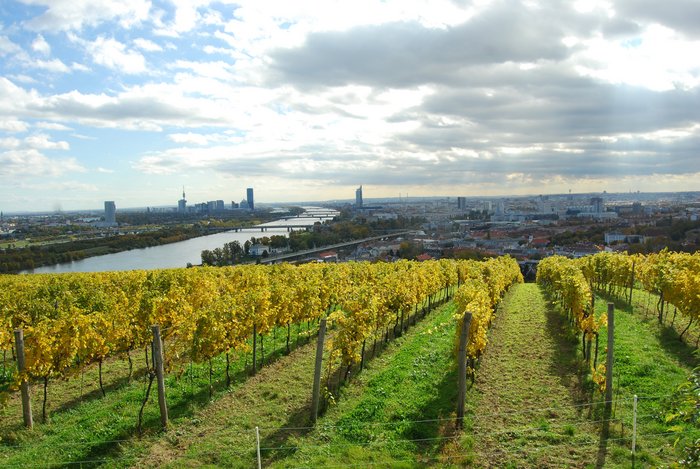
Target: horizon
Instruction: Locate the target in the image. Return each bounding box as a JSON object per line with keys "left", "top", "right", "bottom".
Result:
{"left": 1, "top": 0, "right": 699, "bottom": 212}
{"left": 2, "top": 189, "right": 697, "bottom": 217}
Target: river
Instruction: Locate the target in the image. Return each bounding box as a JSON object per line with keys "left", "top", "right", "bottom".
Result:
{"left": 25, "top": 208, "right": 338, "bottom": 274}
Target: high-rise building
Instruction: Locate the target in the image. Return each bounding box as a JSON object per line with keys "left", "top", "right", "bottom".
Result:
{"left": 457, "top": 197, "right": 467, "bottom": 210}
{"left": 355, "top": 186, "right": 363, "bottom": 208}
{"left": 104, "top": 201, "right": 116, "bottom": 225}
{"left": 247, "top": 188, "right": 255, "bottom": 211}
{"left": 591, "top": 197, "right": 604, "bottom": 214}
{"left": 496, "top": 200, "right": 505, "bottom": 215}
{"left": 178, "top": 187, "right": 187, "bottom": 213}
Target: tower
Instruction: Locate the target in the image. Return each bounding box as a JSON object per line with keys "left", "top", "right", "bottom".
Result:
{"left": 246, "top": 188, "right": 255, "bottom": 211}
{"left": 104, "top": 201, "right": 116, "bottom": 225}
{"left": 355, "top": 185, "right": 363, "bottom": 208}
{"left": 178, "top": 187, "right": 187, "bottom": 213}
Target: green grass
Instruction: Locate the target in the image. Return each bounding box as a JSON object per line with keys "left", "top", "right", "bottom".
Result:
{"left": 462, "top": 283, "right": 602, "bottom": 467}
{"left": 593, "top": 288, "right": 700, "bottom": 467}
{"left": 0, "top": 322, "right": 319, "bottom": 467}
{"left": 2, "top": 282, "right": 697, "bottom": 468}
{"left": 267, "top": 301, "right": 462, "bottom": 468}
{"left": 0, "top": 240, "right": 29, "bottom": 249}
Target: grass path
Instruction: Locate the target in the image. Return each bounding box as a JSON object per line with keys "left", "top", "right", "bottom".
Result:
{"left": 463, "top": 283, "right": 601, "bottom": 467}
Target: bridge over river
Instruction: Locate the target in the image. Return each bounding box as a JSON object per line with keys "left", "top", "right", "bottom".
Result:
{"left": 256, "top": 231, "right": 412, "bottom": 264}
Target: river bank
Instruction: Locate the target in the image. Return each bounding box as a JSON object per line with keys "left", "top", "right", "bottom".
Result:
{"left": 18, "top": 208, "right": 337, "bottom": 274}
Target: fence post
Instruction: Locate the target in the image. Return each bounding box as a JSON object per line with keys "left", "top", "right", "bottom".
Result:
{"left": 632, "top": 394, "right": 638, "bottom": 457}
{"left": 256, "top": 426, "right": 262, "bottom": 469}
{"left": 456, "top": 312, "right": 473, "bottom": 430}
{"left": 311, "top": 318, "right": 327, "bottom": 423}
{"left": 151, "top": 325, "right": 168, "bottom": 430}
{"left": 252, "top": 324, "right": 257, "bottom": 375}
{"left": 629, "top": 261, "right": 636, "bottom": 306}
{"left": 14, "top": 329, "right": 33, "bottom": 429}
{"left": 605, "top": 303, "right": 615, "bottom": 410}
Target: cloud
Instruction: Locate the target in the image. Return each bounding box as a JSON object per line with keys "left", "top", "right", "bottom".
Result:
{"left": 0, "top": 76, "right": 258, "bottom": 130}
{"left": 31, "top": 34, "right": 51, "bottom": 55}
{"left": 85, "top": 36, "right": 146, "bottom": 74}
{"left": 133, "top": 37, "right": 163, "bottom": 52}
{"left": 4, "top": 0, "right": 700, "bottom": 209}
{"left": 269, "top": 2, "right": 579, "bottom": 89}
{"left": 18, "top": 181, "right": 99, "bottom": 192}
{"left": 0, "top": 120, "right": 29, "bottom": 132}
{"left": 34, "top": 122, "right": 73, "bottom": 131}
{"left": 0, "top": 137, "right": 22, "bottom": 149}
{"left": 615, "top": 0, "right": 700, "bottom": 39}
{"left": 0, "top": 35, "right": 22, "bottom": 56}
{"left": 32, "top": 58, "right": 72, "bottom": 73}
{"left": 25, "top": 133, "right": 70, "bottom": 150}
{"left": 0, "top": 148, "right": 84, "bottom": 178}
{"left": 21, "top": 0, "right": 152, "bottom": 32}
{"left": 168, "top": 132, "right": 211, "bottom": 145}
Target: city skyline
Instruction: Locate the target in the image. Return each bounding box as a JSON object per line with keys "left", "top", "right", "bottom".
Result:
{"left": 1, "top": 0, "right": 699, "bottom": 212}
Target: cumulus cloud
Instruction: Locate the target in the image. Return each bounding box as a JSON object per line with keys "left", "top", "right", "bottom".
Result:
{"left": 32, "top": 58, "right": 72, "bottom": 73}
{"left": 31, "top": 34, "right": 51, "bottom": 55}
{"left": 0, "top": 119, "right": 29, "bottom": 133}
{"left": 0, "top": 148, "right": 84, "bottom": 178}
{"left": 133, "top": 37, "right": 163, "bottom": 52}
{"left": 85, "top": 36, "right": 146, "bottom": 74}
{"left": 0, "top": 35, "right": 21, "bottom": 56}
{"left": 21, "top": 0, "right": 151, "bottom": 31}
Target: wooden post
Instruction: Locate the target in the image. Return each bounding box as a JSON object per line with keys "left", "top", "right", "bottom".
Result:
{"left": 456, "top": 312, "right": 473, "bottom": 430}
{"left": 311, "top": 318, "right": 327, "bottom": 423}
{"left": 151, "top": 325, "right": 168, "bottom": 430}
{"left": 14, "top": 329, "right": 33, "bottom": 429}
{"left": 605, "top": 303, "right": 614, "bottom": 410}
{"left": 252, "top": 324, "right": 257, "bottom": 375}
{"left": 629, "top": 261, "right": 636, "bottom": 306}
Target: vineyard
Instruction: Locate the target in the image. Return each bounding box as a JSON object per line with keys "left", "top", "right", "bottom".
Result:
{"left": 1, "top": 252, "right": 698, "bottom": 467}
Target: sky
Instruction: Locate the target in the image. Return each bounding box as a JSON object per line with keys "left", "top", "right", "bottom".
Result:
{"left": 1, "top": 0, "right": 699, "bottom": 212}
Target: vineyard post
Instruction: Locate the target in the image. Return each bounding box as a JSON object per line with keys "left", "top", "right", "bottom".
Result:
{"left": 252, "top": 324, "right": 257, "bottom": 375}
{"left": 632, "top": 394, "right": 638, "bottom": 458}
{"left": 629, "top": 261, "right": 635, "bottom": 306}
{"left": 151, "top": 325, "right": 169, "bottom": 430}
{"left": 311, "top": 318, "right": 327, "bottom": 423}
{"left": 14, "top": 329, "right": 33, "bottom": 429}
{"left": 456, "top": 312, "right": 473, "bottom": 430}
{"left": 255, "top": 426, "right": 262, "bottom": 469}
{"left": 605, "top": 303, "right": 614, "bottom": 410}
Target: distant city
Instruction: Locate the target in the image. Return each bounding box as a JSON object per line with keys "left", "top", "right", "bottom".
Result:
{"left": 2, "top": 186, "right": 700, "bottom": 273}
{"left": 175, "top": 187, "right": 255, "bottom": 215}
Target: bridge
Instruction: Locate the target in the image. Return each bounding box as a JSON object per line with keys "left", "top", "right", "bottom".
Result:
{"left": 238, "top": 224, "right": 319, "bottom": 232}
{"left": 202, "top": 224, "right": 319, "bottom": 234}
{"left": 278, "top": 213, "right": 337, "bottom": 219}
{"left": 256, "top": 231, "right": 412, "bottom": 264}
